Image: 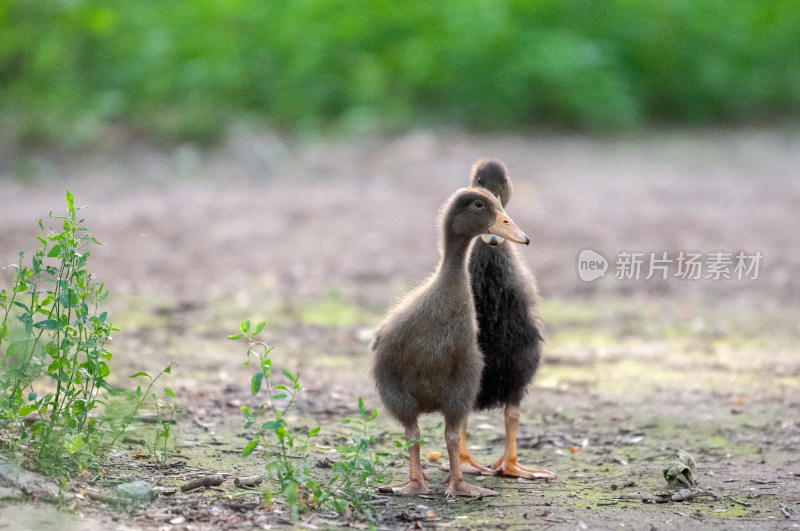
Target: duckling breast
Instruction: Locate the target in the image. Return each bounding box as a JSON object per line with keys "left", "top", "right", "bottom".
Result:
{"left": 371, "top": 280, "right": 484, "bottom": 424}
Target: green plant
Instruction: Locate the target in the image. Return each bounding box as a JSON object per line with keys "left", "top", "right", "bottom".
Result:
{"left": 332, "top": 397, "right": 395, "bottom": 518}
{"left": 231, "top": 319, "right": 324, "bottom": 520}
{"left": 230, "top": 319, "right": 443, "bottom": 523}
{"left": 0, "top": 191, "right": 178, "bottom": 477}
{"left": 0, "top": 190, "right": 115, "bottom": 472}
{"left": 127, "top": 364, "right": 180, "bottom": 464}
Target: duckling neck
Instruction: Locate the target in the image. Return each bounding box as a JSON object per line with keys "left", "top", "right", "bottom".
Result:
{"left": 437, "top": 235, "right": 474, "bottom": 281}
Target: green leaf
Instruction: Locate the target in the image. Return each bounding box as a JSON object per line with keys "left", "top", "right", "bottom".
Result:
{"left": 44, "top": 343, "right": 59, "bottom": 358}
{"left": 241, "top": 319, "right": 250, "bottom": 333}
{"left": 33, "top": 319, "right": 63, "bottom": 331}
{"left": 309, "top": 427, "right": 320, "bottom": 436}
{"left": 6, "top": 340, "right": 29, "bottom": 357}
{"left": 358, "top": 396, "right": 366, "bottom": 417}
{"left": 129, "top": 371, "right": 152, "bottom": 379}
{"left": 164, "top": 387, "right": 176, "bottom": 398}
{"left": 47, "top": 244, "right": 62, "bottom": 258}
{"left": 253, "top": 321, "right": 266, "bottom": 336}
{"left": 66, "top": 190, "right": 74, "bottom": 212}
{"left": 262, "top": 420, "right": 283, "bottom": 430}
{"left": 227, "top": 333, "right": 245, "bottom": 340}
{"left": 66, "top": 434, "right": 84, "bottom": 454}
{"left": 251, "top": 372, "right": 264, "bottom": 395}
{"left": 48, "top": 231, "right": 68, "bottom": 242}
{"left": 17, "top": 404, "right": 37, "bottom": 417}
{"left": 282, "top": 369, "right": 297, "bottom": 384}
{"left": 47, "top": 358, "right": 61, "bottom": 373}
{"left": 242, "top": 440, "right": 258, "bottom": 458}
{"left": 271, "top": 393, "right": 287, "bottom": 400}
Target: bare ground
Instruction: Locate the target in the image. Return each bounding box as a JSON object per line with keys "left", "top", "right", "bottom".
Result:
{"left": 1, "top": 128, "right": 800, "bottom": 530}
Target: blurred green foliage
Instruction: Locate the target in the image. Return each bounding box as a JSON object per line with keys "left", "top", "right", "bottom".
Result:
{"left": 1, "top": 0, "right": 799, "bottom": 146}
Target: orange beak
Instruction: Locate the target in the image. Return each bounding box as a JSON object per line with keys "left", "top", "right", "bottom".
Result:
{"left": 488, "top": 209, "right": 530, "bottom": 245}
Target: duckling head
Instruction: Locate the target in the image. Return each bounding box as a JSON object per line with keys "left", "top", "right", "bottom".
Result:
{"left": 470, "top": 158, "right": 513, "bottom": 208}
{"left": 444, "top": 188, "right": 529, "bottom": 245}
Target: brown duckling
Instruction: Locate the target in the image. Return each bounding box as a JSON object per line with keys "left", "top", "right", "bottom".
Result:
{"left": 455, "top": 159, "right": 557, "bottom": 480}
{"left": 371, "top": 187, "right": 530, "bottom": 497}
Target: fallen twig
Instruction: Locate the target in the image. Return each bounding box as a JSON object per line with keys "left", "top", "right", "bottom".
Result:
{"left": 614, "top": 492, "right": 661, "bottom": 503}
{"left": 84, "top": 489, "right": 133, "bottom": 506}
{"left": 780, "top": 503, "right": 791, "bottom": 519}
{"left": 669, "top": 489, "right": 695, "bottom": 502}
{"left": 728, "top": 496, "right": 751, "bottom": 507}
{"left": 181, "top": 474, "right": 224, "bottom": 492}
{"left": 134, "top": 416, "right": 177, "bottom": 424}
{"left": 233, "top": 475, "right": 263, "bottom": 488}
{"left": 612, "top": 488, "right": 716, "bottom": 504}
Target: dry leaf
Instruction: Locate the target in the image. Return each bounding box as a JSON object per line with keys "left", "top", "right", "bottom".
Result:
{"left": 426, "top": 451, "right": 442, "bottom": 461}
{"left": 730, "top": 396, "right": 746, "bottom": 405}
{"left": 425, "top": 509, "right": 436, "bottom": 518}
{"left": 569, "top": 446, "right": 579, "bottom": 454}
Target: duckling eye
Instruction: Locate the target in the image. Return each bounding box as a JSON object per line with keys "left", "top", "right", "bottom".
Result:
{"left": 474, "top": 200, "right": 484, "bottom": 208}
{"left": 477, "top": 178, "right": 483, "bottom": 186}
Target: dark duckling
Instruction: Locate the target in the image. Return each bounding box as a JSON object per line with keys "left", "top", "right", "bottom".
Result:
{"left": 455, "top": 159, "right": 557, "bottom": 480}
{"left": 372, "top": 187, "right": 531, "bottom": 497}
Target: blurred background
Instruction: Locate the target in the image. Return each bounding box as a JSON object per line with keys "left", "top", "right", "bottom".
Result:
{"left": 2, "top": 0, "right": 800, "bottom": 148}
{"left": 1, "top": 0, "right": 799, "bottom": 393}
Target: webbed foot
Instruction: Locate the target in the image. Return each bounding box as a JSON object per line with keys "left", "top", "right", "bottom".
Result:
{"left": 378, "top": 479, "right": 430, "bottom": 495}
{"left": 491, "top": 455, "right": 557, "bottom": 479}
{"left": 444, "top": 479, "right": 498, "bottom": 498}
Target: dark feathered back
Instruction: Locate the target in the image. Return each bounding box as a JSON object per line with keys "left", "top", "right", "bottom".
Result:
{"left": 469, "top": 160, "right": 543, "bottom": 410}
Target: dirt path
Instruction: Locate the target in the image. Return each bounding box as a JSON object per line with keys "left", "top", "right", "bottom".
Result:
{"left": 1, "top": 128, "right": 799, "bottom": 529}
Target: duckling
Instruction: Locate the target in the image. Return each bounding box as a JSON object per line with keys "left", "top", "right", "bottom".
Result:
{"left": 371, "top": 187, "right": 530, "bottom": 497}
{"left": 455, "top": 159, "right": 557, "bottom": 480}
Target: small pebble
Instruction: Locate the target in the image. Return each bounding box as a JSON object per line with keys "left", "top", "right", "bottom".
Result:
{"left": 115, "top": 480, "right": 152, "bottom": 503}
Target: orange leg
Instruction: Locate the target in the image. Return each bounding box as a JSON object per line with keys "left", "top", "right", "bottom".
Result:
{"left": 444, "top": 420, "right": 494, "bottom": 475}
{"left": 382, "top": 422, "right": 430, "bottom": 495}
{"left": 442, "top": 421, "right": 498, "bottom": 498}
{"left": 490, "top": 403, "right": 556, "bottom": 480}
